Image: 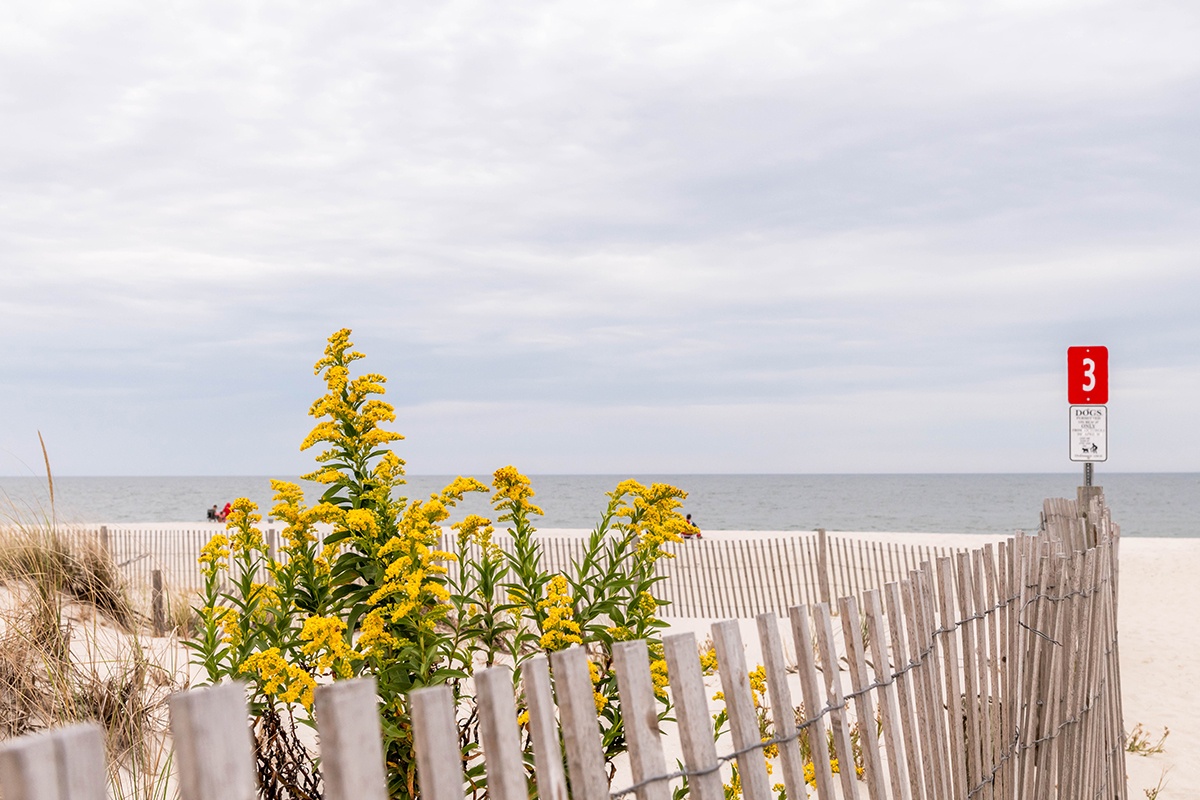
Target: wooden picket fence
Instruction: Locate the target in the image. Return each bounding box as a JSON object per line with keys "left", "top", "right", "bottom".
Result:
{"left": 64, "top": 525, "right": 966, "bottom": 621}
{"left": 0, "top": 490, "right": 1126, "bottom": 800}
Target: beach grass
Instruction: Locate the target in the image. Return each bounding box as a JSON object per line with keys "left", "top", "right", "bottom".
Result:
{"left": 1, "top": 495, "right": 185, "bottom": 799}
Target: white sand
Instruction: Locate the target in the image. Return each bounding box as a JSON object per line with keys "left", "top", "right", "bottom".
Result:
{"left": 1116, "top": 537, "right": 1198, "bottom": 795}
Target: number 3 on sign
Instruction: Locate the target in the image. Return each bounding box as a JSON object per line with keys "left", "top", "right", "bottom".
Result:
{"left": 1067, "top": 346, "right": 1108, "bottom": 404}
{"left": 1081, "top": 358, "right": 1096, "bottom": 392}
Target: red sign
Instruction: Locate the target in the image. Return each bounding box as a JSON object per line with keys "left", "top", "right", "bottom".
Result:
{"left": 1067, "top": 346, "right": 1108, "bottom": 404}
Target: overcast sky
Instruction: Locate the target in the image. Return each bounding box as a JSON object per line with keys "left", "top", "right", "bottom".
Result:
{"left": 2, "top": 0, "right": 1198, "bottom": 477}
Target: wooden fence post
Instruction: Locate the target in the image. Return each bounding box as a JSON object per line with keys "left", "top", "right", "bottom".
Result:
{"left": 817, "top": 528, "right": 831, "bottom": 607}
{"left": 663, "top": 632, "right": 723, "bottom": 800}
{"left": 756, "top": 613, "right": 807, "bottom": 800}
{"left": 152, "top": 569, "right": 166, "bottom": 636}
{"left": 612, "top": 640, "right": 670, "bottom": 800}
{"left": 550, "top": 646, "right": 608, "bottom": 800}
{"left": 521, "top": 657, "right": 569, "bottom": 800}
{"left": 838, "top": 595, "right": 887, "bottom": 800}
{"left": 0, "top": 723, "right": 107, "bottom": 800}
{"left": 410, "top": 684, "right": 465, "bottom": 800}
{"left": 790, "top": 605, "right": 838, "bottom": 797}
{"left": 168, "top": 682, "right": 257, "bottom": 800}
{"left": 99, "top": 525, "right": 110, "bottom": 560}
{"left": 476, "top": 666, "right": 528, "bottom": 800}
{"left": 712, "top": 620, "right": 773, "bottom": 800}
{"left": 314, "top": 677, "right": 388, "bottom": 800}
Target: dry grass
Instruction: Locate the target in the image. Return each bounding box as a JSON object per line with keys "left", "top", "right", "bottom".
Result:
{"left": 0, "top": 523, "right": 136, "bottom": 629}
{"left": 0, "top": 509, "right": 186, "bottom": 799}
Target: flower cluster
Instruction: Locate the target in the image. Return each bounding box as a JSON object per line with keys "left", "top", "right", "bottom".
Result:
{"left": 198, "top": 533, "right": 230, "bottom": 576}
{"left": 613, "top": 481, "right": 688, "bottom": 561}
{"left": 241, "top": 648, "right": 317, "bottom": 710}
{"left": 492, "top": 466, "right": 544, "bottom": 521}
{"left": 356, "top": 609, "right": 397, "bottom": 658}
{"left": 300, "top": 615, "right": 354, "bottom": 678}
{"left": 699, "top": 643, "right": 719, "bottom": 675}
{"left": 226, "top": 498, "right": 264, "bottom": 555}
{"left": 537, "top": 575, "right": 582, "bottom": 651}
{"left": 588, "top": 660, "right": 608, "bottom": 712}
{"left": 649, "top": 657, "right": 669, "bottom": 700}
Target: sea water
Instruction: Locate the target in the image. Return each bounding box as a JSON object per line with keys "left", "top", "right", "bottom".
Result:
{"left": 1, "top": 473, "right": 1196, "bottom": 537}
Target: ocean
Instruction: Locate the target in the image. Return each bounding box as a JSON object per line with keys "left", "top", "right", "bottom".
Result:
{"left": 1, "top": 473, "right": 1196, "bottom": 538}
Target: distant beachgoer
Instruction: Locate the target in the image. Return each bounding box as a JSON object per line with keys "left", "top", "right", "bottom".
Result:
{"left": 685, "top": 514, "right": 702, "bottom": 539}
{"left": 207, "top": 505, "right": 218, "bottom": 521}
{"left": 218, "top": 502, "right": 231, "bottom": 523}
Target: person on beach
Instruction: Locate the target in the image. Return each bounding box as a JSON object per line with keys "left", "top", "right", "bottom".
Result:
{"left": 218, "top": 502, "right": 231, "bottom": 523}
{"left": 684, "top": 513, "right": 702, "bottom": 539}
{"left": 207, "top": 505, "right": 218, "bottom": 521}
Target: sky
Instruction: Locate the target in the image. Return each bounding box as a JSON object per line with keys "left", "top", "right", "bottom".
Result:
{"left": 2, "top": 0, "right": 1199, "bottom": 477}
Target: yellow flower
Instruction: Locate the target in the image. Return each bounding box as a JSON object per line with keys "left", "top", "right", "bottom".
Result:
{"left": 344, "top": 508, "right": 378, "bottom": 536}
{"left": 209, "top": 605, "right": 240, "bottom": 645}
{"left": 491, "top": 466, "right": 545, "bottom": 518}
{"left": 537, "top": 575, "right": 582, "bottom": 651}
{"left": 649, "top": 658, "right": 669, "bottom": 699}
{"left": 748, "top": 665, "right": 768, "bottom": 707}
{"left": 242, "top": 648, "right": 316, "bottom": 710}
{"left": 356, "top": 609, "right": 396, "bottom": 657}
{"left": 300, "top": 615, "right": 354, "bottom": 678}
{"left": 313, "top": 328, "right": 363, "bottom": 376}
{"left": 251, "top": 582, "right": 280, "bottom": 614}
{"left": 699, "top": 644, "right": 719, "bottom": 675}
{"left": 226, "top": 498, "right": 264, "bottom": 554}
{"left": 635, "top": 591, "right": 658, "bottom": 616}
{"left": 606, "top": 625, "right": 634, "bottom": 641}
{"left": 199, "top": 533, "right": 230, "bottom": 575}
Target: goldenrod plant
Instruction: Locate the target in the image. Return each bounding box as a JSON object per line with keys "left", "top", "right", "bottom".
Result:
{"left": 187, "top": 329, "right": 688, "bottom": 799}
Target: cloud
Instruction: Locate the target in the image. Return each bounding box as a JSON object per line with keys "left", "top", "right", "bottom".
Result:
{"left": 1, "top": 0, "right": 1199, "bottom": 474}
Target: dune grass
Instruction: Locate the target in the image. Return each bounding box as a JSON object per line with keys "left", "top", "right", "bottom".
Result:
{"left": 1, "top": 491, "right": 185, "bottom": 799}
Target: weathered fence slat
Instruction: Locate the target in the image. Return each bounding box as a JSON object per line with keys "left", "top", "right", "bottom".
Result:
{"left": 168, "top": 681, "right": 257, "bottom": 800}
{"left": 712, "top": 620, "right": 773, "bottom": 800}
{"left": 314, "top": 677, "right": 388, "bottom": 800}
{"left": 0, "top": 722, "right": 107, "bottom": 800}
{"left": 411, "top": 684, "right": 466, "bottom": 800}
{"left": 863, "top": 589, "right": 911, "bottom": 800}
{"left": 789, "top": 604, "right": 838, "bottom": 799}
{"left": 663, "top": 632, "right": 724, "bottom": 800}
{"left": 521, "top": 657, "right": 569, "bottom": 800}
{"left": 477, "top": 666, "right": 528, "bottom": 800}
{"left": 935, "top": 556, "right": 967, "bottom": 800}
{"left": 550, "top": 645, "right": 609, "bottom": 800}
{"left": 613, "top": 640, "right": 671, "bottom": 800}
{"left": 839, "top": 594, "right": 887, "bottom": 800}
{"left": 756, "top": 613, "right": 808, "bottom": 800}
{"left": 885, "top": 580, "right": 926, "bottom": 800}
{"left": 954, "top": 550, "right": 982, "bottom": 794}
{"left": 813, "top": 602, "right": 860, "bottom": 800}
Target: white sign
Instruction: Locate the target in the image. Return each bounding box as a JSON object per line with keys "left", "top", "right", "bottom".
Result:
{"left": 1069, "top": 406, "right": 1107, "bottom": 462}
